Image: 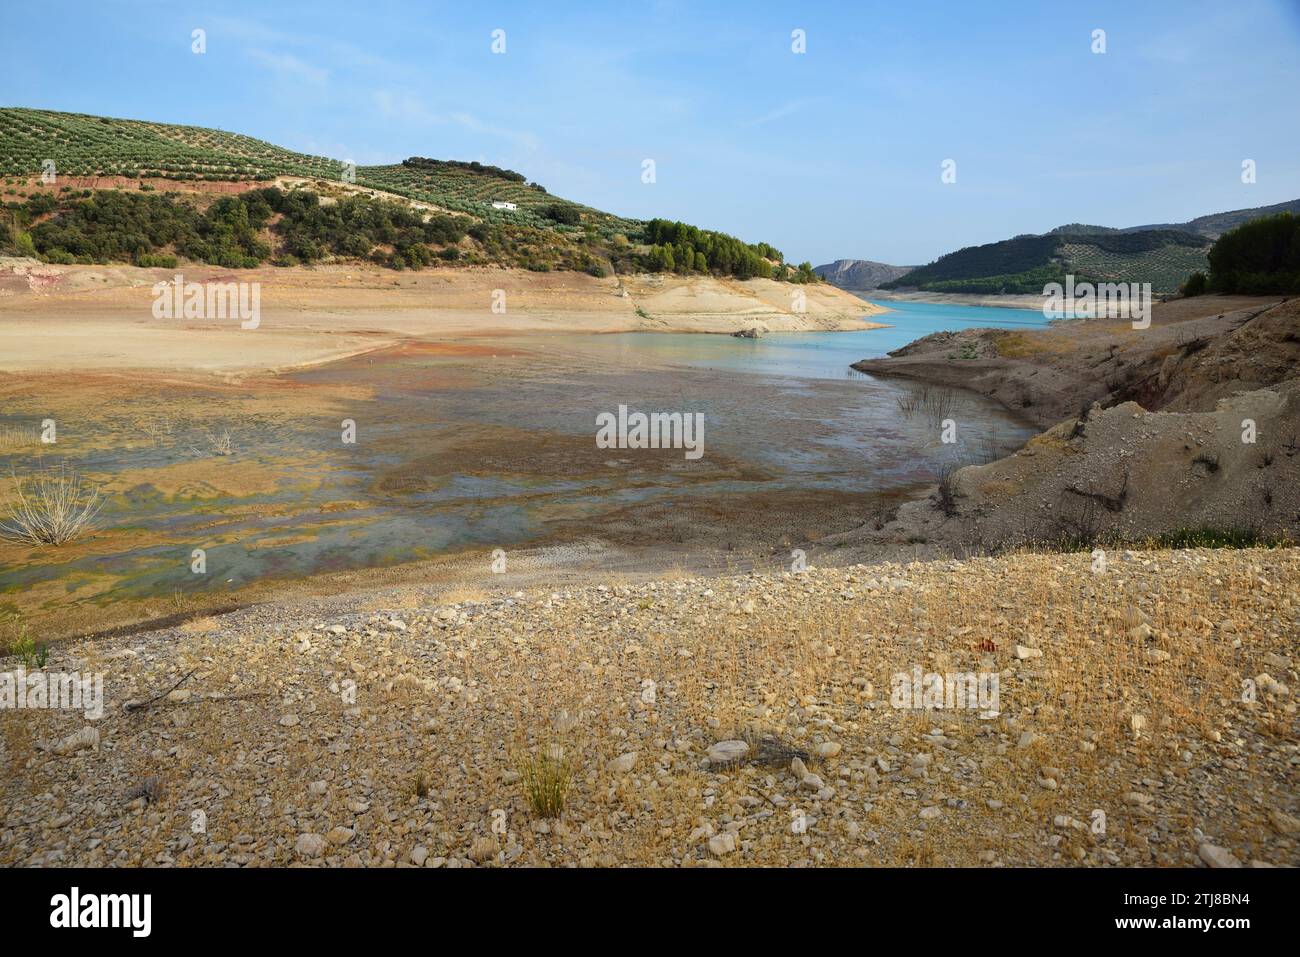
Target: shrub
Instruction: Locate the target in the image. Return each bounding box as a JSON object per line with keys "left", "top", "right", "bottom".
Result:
{"left": 136, "top": 253, "right": 177, "bottom": 268}
{"left": 1, "top": 463, "right": 104, "bottom": 546}
{"left": 3, "top": 616, "right": 46, "bottom": 668}
{"left": 543, "top": 203, "right": 580, "bottom": 226}
{"left": 1180, "top": 270, "right": 1208, "bottom": 296}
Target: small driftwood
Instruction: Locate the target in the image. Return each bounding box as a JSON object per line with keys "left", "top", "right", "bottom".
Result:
{"left": 123, "top": 668, "right": 196, "bottom": 712}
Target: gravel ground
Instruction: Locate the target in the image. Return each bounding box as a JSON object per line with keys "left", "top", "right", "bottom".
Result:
{"left": 2, "top": 547, "right": 1296, "bottom": 868}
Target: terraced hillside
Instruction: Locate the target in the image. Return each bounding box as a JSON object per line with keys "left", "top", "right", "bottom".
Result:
{"left": 0, "top": 107, "right": 338, "bottom": 181}
{"left": 1058, "top": 240, "right": 1210, "bottom": 294}
{"left": 881, "top": 229, "right": 1210, "bottom": 294}
{"left": 355, "top": 159, "right": 637, "bottom": 238}
{"left": 0, "top": 108, "right": 797, "bottom": 279}
{"left": 0, "top": 107, "right": 614, "bottom": 233}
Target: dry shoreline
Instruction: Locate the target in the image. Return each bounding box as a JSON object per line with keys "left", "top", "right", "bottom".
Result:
{"left": 0, "top": 259, "right": 889, "bottom": 374}
{"left": 843, "top": 295, "right": 1300, "bottom": 549}
{"left": 851, "top": 294, "right": 1290, "bottom": 429}
{"left": 862, "top": 289, "right": 1048, "bottom": 312}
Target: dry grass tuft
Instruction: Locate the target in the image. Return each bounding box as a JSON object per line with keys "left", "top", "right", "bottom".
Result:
{"left": 513, "top": 742, "right": 574, "bottom": 819}
{"left": 896, "top": 383, "right": 957, "bottom": 427}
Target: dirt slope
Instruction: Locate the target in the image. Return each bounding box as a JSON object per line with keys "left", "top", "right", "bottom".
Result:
{"left": 846, "top": 296, "right": 1300, "bottom": 548}
{"left": 853, "top": 296, "right": 1295, "bottom": 429}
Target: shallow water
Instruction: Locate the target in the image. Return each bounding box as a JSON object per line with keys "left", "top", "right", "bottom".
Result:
{"left": 1, "top": 300, "right": 1049, "bottom": 614}
{"left": 514, "top": 298, "right": 1048, "bottom": 381}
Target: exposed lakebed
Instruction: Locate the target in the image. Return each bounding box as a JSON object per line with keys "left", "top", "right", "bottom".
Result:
{"left": 0, "top": 300, "right": 1047, "bottom": 636}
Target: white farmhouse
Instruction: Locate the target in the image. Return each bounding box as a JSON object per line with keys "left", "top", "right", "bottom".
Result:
{"left": 490, "top": 201, "right": 518, "bottom": 211}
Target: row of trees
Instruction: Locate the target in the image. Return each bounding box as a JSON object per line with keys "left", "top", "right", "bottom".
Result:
{"left": 2, "top": 187, "right": 819, "bottom": 283}
{"left": 639, "top": 219, "right": 803, "bottom": 280}
{"left": 1, "top": 187, "right": 473, "bottom": 271}
{"left": 1083, "top": 229, "right": 1206, "bottom": 255}
{"left": 401, "top": 156, "right": 528, "bottom": 184}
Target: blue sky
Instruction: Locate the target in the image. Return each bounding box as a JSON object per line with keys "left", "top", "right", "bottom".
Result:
{"left": 3, "top": 0, "right": 1299, "bottom": 266}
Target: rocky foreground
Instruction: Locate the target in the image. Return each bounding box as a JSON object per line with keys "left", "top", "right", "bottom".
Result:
{"left": 2, "top": 548, "right": 1297, "bottom": 868}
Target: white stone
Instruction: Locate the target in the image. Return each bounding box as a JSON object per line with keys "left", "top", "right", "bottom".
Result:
{"left": 295, "top": 833, "right": 326, "bottom": 858}
{"left": 707, "top": 832, "right": 737, "bottom": 856}
{"left": 707, "top": 740, "right": 749, "bottom": 764}
{"left": 608, "top": 752, "right": 638, "bottom": 774}
{"left": 1198, "top": 843, "right": 1242, "bottom": 869}
{"left": 50, "top": 726, "right": 100, "bottom": 756}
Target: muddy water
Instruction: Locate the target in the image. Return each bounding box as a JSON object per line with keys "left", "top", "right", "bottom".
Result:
{"left": 0, "top": 302, "right": 1046, "bottom": 633}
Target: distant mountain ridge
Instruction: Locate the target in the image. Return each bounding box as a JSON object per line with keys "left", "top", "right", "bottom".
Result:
{"left": 1049, "top": 197, "right": 1300, "bottom": 241}
{"left": 812, "top": 258, "right": 914, "bottom": 291}
{"left": 872, "top": 199, "right": 1300, "bottom": 295}
{"left": 822, "top": 198, "right": 1300, "bottom": 296}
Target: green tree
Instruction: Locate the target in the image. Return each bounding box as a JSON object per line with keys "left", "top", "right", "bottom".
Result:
{"left": 543, "top": 203, "right": 580, "bottom": 226}
{"left": 1207, "top": 212, "right": 1300, "bottom": 294}
{"left": 1180, "top": 270, "right": 1208, "bottom": 297}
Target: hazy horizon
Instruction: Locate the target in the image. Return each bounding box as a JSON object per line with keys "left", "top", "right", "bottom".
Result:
{"left": 3, "top": 0, "right": 1299, "bottom": 266}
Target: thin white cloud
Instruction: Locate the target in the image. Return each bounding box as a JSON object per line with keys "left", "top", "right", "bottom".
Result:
{"left": 246, "top": 48, "right": 329, "bottom": 86}
{"left": 373, "top": 90, "right": 439, "bottom": 125}
{"left": 370, "top": 94, "right": 541, "bottom": 155}
{"left": 210, "top": 16, "right": 409, "bottom": 77}
{"left": 450, "top": 112, "right": 540, "bottom": 153}
{"left": 740, "top": 99, "right": 815, "bottom": 129}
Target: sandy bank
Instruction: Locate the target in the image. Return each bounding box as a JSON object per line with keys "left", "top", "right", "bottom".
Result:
{"left": 0, "top": 259, "right": 888, "bottom": 373}
{"left": 868, "top": 289, "right": 1050, "bottom": 311}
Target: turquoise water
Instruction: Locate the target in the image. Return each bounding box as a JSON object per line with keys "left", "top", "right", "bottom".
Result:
{"left": 512, "top": 299, "right": 1048, "bottom": 381}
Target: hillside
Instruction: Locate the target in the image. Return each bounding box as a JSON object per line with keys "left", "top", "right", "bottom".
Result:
{"left": 812, "top": 258, "right": 914, "bottom": 291}
{"left": 880, "top": 228, "right": 1210, "bottom": 295}
{"left": 0, "top": 108, "right": 815, "bottom": 283}
{"left": 0, "top": 107, "right": 622, "bottom": 233}
{"left": 877, "top": 199, "right": 1300, "bottom": 295}
{"left": 1117, "top": 197, "right": 1300, "bottom": 240}
{"left": 1046, "top": 200, "right": 1300, "bottom": 241}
